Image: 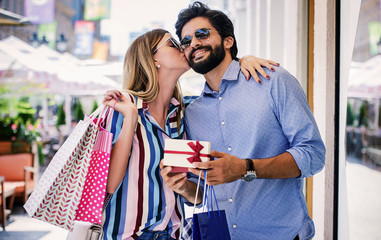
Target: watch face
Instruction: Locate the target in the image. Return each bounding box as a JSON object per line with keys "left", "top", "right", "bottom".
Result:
{"left": 243, "top": 172, "right": 257, "bottom": 182}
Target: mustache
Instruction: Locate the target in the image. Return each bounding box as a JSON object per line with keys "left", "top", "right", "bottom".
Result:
{"left": 189, "top": 46, "right": 212, "bottom": 59}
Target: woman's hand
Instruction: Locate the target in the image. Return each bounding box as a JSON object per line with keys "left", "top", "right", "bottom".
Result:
{"left": 160, "top": 161, "right": 188, "bottom": 195}
{"left": 240, "top": 56, "right": 280, "bottom": 83}
{"left": 103, "top": 90, "right": 138, "bottom": 117}
{"left": 159, "top": 160, "right": 202, "bottom": 205}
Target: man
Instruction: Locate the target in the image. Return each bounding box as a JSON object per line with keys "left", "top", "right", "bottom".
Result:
{"left": 161, "top": 2, "right": 325, "bottom": 240}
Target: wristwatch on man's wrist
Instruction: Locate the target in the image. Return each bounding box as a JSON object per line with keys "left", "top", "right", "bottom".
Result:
{"left": 242, "top": 158, "right": 257, "bottom": 182}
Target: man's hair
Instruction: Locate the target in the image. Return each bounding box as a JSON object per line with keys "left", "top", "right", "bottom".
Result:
{"left": 175, "top": 1, "right": 238, "bottom": 60}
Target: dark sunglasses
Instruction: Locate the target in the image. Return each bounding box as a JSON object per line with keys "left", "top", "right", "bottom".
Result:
{"left": 180, "top": 28, "right": 212, "bottom": 50}
{"left": 153, "top": 37, "right": 181, "bottom": 53}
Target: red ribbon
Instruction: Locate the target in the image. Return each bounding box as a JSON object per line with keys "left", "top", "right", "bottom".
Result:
{"left": 164, "top": 141, "right": 209, "bottom": 164}
{"left": 186, "top": 141, "right": 204, "bottom": 163}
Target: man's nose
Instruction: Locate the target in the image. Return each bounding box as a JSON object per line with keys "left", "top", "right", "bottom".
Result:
{"left": 190, "top": 36, "right": 201, "bottom": 49}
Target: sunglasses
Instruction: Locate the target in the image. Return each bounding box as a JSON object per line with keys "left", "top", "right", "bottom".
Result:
{"left": 180, "top": 28, "right": 212, "bottom": 50}
{"left": 153, "top": 37, "right": 181, "bottom": 53}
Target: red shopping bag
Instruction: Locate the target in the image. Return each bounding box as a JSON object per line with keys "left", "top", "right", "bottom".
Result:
{"left": 74, "top": 107, "right": 113, "bottom": 224}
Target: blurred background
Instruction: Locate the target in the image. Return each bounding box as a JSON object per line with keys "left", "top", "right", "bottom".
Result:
{"left": 0, "top": 0, "right": 380, "bottom": 239}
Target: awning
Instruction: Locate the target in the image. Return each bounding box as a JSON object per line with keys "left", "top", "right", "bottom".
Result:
{"left": 0, "top": 8, "right": 30, "bottom": 26}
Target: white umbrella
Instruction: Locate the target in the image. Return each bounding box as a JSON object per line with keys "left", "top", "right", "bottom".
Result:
{"left": 0, "top": 36, "right": 120, "bottom": 96}
{"left": 348, "top": 55, "right": 381, "bottom": 98}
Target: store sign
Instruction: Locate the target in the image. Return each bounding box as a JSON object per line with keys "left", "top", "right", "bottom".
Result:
{"left": 73, "top": 21, "right": 95, "bottom": 56}
{"left": 84, "top": 0, "right": 110, "bottom": 21}
{"left": 24, "top": 0, "right": 55, "bottom": 24}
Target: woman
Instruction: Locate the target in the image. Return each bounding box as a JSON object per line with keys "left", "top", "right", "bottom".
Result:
{"left": 102, "top": 29, "right": 277, "bottom": 240}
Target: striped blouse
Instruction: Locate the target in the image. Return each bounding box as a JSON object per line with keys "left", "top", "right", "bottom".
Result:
{"left": 103, "top": 94, "right": 194, "bottom": 240}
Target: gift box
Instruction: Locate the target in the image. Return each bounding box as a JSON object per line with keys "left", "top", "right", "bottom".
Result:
{"left": 163, "top": 139, "right": 211, "bottom": 172}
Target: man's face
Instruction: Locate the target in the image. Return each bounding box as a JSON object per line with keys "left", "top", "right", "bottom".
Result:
{"left": 180, "top": 17, "right": 226, "bottom": 74}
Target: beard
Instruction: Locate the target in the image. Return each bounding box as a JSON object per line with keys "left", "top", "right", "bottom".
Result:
{"left": 188, "top": 40, "right": 225, "bottom": 74}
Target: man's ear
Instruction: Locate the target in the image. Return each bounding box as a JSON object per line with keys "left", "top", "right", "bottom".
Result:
{"left": 224, "top": 36, "right": 234, "bottom": 49}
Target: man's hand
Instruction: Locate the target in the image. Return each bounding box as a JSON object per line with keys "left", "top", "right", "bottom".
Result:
{"left": 189, "top": 151, "right": 246, "bottom": 185}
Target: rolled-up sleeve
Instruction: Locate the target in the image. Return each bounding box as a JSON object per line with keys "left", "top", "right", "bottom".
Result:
{"left": 270, "top": 68, "right": 326, "bottom": 178}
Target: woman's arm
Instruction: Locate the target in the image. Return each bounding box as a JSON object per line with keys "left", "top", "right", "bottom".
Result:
{"left": 103, "top": 90, "right": 138, "bottom": 193}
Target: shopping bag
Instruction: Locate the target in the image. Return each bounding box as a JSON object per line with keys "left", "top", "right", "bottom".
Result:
{"left": 67, "top": 193, "right": 113, "bottom": 240}
{"left": 66, "top": 221, "right": 104, "bottom": 240}
{"left": 24, "top": 106, "right": 105, "bottom": 230}
{"left": 75, "top": 106, "right": 113, "bottom": 224}
{"left": 192, "top": 171, "right": 231, "bottom": 240}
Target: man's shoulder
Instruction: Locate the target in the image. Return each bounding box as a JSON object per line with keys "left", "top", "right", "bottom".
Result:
{"left": 267, "top": 66, "right": 294, "bottom": 80}
{"left": 183, "top": 95, "right": 199, "bottom": 106}
{"left": 184, "top": 95, "right": 204, "bottom": 114}
{"left": 264, "top": 66, "right": 301, "bottom": 88}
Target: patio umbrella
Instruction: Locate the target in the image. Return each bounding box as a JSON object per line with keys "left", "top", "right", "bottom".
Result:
{"left": 0, "top": 36, "right": 120, "bottom": 96}
{"left": 348, "top": 55, "right": 381, "bottom": 98}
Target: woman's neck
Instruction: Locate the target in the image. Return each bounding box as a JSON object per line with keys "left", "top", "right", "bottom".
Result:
{"left": 147, "top": 72, "right": 179, "bottom": 129}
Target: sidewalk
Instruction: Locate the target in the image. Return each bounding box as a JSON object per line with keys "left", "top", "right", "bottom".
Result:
{"left": 0, "top": 165, "right": 68, "bottom": 240}
{"left": 346, "top": 158, "right": 381, "bottom": 240}
{"left": 1, "top": 158, "right": 380, "bottom": 239}
{"left": 0, "top": 202, "right": 68, "bottom": 240}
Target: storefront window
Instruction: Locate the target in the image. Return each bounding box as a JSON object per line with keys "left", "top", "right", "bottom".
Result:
{"left": 346, "top": 0, "right": 381, "bottom": 238}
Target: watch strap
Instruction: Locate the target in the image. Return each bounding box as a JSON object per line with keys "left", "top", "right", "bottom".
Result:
{"left": 244, "top": 158, "right": 255, "bottom": 172}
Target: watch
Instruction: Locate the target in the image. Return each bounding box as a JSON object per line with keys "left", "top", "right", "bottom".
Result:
{"left": 242, "top": 158, "right": 257, "bottom": 182}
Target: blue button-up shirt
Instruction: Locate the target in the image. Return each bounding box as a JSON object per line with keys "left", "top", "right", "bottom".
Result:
{"left": 184, "top": 60, "right": 325, "bottom": 240}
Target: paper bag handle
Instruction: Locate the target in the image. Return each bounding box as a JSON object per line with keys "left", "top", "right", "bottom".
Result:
{"left": 192, "top": 170, "right": 221, "bottom": 216}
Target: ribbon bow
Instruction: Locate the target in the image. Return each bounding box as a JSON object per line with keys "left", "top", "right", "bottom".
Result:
{"left": 187, "top": 141, "right": 204, "bottom": 163}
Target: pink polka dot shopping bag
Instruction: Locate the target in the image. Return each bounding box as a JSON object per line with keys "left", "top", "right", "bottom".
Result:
{"left": 74, "top": 114, "right": 113, "bottom": 224}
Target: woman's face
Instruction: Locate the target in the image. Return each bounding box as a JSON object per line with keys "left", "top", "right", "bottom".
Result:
{"left": 153, "top": 33, "right": 190, "bottom": 73}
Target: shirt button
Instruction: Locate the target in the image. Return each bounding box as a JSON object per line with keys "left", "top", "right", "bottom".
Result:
{"left": 229, "top": 198, "right": 233, "bottom": 203}
{"left": 221, "top": 121, "right": 225, "bottom": 126}
{"left": 228, "top": 147, "right": 232, "bottom": 151}
{"left": 233, "top": 224, "right": 237, "bottom": 229}
{"left": 219, "top": 97, "right": 222, "bottom": 101}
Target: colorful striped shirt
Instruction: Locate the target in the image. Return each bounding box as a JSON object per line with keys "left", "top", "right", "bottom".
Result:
{"left": 103, "top": 94, "right": 195, "bottom": 240}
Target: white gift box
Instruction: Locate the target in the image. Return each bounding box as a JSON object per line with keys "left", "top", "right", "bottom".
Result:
{"left": 163, "top": 139, "right": 211, "bottom": 172}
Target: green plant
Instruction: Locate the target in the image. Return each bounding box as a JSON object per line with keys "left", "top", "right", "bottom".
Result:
{"left": 37, "top": 141, "right": 45, "bottom": 165}
{"left": 15, "top": 96, "right": 36, "bottom": 125}
{"left": 0, "top": 115, "right": 41, "bottom": 153}
{"left": 347, "top": 102, "right": 355, "bottom": 126}
{"left": 91, "top": 100, "right": 99, "bottom": 113}
{"left": 0, "top": 96, "right": 42, "bottom": 154}
{"left": 358, "top": 100, "right": 369, "bottom": 128}
{"left": 0, "top": 85, "right": 13, "bottom": 114}
{"left": 74, "top": 100, "right": 85, "bottom": 121}
{"left": 379, "top": 103, "right": 381, "bottom": 128}
{"left": 56, "top": 103, "right": 66, "bottom": 128}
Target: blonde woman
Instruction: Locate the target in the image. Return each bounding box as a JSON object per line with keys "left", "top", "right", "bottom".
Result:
{"left": 102, "top": 29, "right": 277, "bottom": 240}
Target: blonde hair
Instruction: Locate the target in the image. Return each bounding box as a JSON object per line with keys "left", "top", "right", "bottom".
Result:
{"left": 122, "top": 29, "right": 184, "bottom": 131}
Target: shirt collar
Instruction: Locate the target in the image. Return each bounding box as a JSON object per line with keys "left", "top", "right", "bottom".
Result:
{"left": 201, "top": 60, "right": 240, "bottom": 95}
